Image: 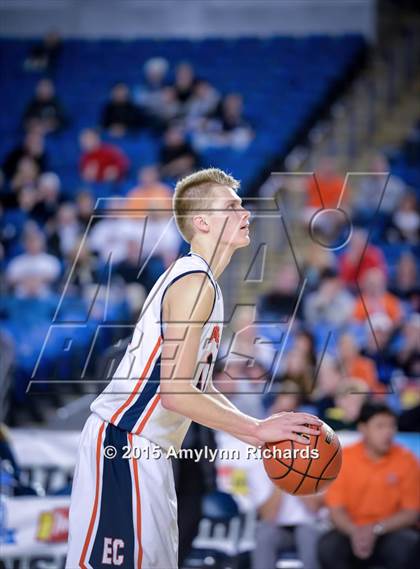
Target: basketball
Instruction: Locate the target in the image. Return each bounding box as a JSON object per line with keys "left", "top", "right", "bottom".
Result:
{"left": 263, "top": 420, "right": 342, "bottom": 495}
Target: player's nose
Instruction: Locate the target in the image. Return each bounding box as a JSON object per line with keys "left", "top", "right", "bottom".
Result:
{"left": 241, "top": 208, "right": 251, "bottom": 224}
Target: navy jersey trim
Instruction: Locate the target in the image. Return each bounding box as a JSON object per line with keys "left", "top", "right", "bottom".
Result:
{"left": 159, "top": 270, "right": 217, "bottom": 340}
{"left": 89, "top": 424, "right": 135, "bottom": 568}
{"left": 187, "top": 252, "right": 219, "bottom": 297}
{"left": 117, "top": 355, "right": 161, "bottom": 432}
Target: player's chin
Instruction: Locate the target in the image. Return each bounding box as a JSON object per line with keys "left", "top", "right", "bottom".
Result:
{"left": 235, "top": 234, "right": 251, "bottom": 248}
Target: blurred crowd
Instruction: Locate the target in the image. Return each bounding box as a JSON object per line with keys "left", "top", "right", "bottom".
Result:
{"left": 0, "top": 34, "right": 256, "bottom": 423}
{"left": 0, "top": 32, "right": 418, "bottom": 430}
{"left": 0, "top": 32, "right": 419, "bottom": 569}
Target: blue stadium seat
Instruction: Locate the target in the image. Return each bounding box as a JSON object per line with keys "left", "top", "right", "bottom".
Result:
{"left": 0, "top": 36, "right": 366, "bottom": 198}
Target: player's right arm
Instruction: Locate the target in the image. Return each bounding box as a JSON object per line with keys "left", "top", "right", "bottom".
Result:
{"left": 160, "top": 273, "right": 321, "bottom": 444}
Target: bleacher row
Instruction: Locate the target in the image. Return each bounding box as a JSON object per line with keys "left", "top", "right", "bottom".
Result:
{"left": 0, "top": 35, "right": 366, "bottom": 197}
{"left": 0, "top": 34, "right": 369, "bottom": 413}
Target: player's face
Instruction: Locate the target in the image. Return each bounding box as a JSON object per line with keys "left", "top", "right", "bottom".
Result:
{"left": 208, "top": 186, "right": 251, "bottom": 249}
{"left": 360, "top": 413, "right": 397, "bottom": 456}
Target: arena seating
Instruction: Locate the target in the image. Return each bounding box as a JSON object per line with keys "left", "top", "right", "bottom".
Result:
{"left": 390, "top": 118, "right": 420, "bottom": 194}
{"left": 0, "top": 36, "right": 365, "bottom": 196}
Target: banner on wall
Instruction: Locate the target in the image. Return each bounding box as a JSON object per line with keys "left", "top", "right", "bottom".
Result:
{"left": 0, "top": 495, "right": 69, "bottom": 567}
{"left": 7, "top": 429, "right": 80, "bottom": 495}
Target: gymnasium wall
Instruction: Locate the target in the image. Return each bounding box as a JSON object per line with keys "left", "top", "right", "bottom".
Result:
{"left": 0, "top": 0, "right": 377, "bottom": 41}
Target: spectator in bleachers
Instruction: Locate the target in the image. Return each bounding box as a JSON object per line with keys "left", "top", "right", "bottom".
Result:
{"left": 75, "top": 189, "right": 95, "bottom": 230}
{"left": 31, "top": 172, "right": 62, "bottom": 226}
{"left": 0, "top": 192, "right": 33, "bottom": 258}
{"left": 304, "top": 156, "right": 349, "bottom": 231}
{"left": 294, "top": 330, "right": 317, "bottom": 375}
{"left": 88, "top": 198, "right": 141, "bottom": 264}
{"left": 65, "top": 237, "right": 99, "bottom": 295}
{"left": 319, "top": 401, "right": 420, "bottom": 569}
{"left": 157, "top": 86, "right": 183, "bottom": 127}
{"left": 402, "top": 116, "right": 420, "bottom": 164}
{"left": 23, "top": 78, "right": 67, "bottom": 133}
{"left": 304, "top": 267, "right": 354, "bottom": 330}
{"left": 303, "top": 241, "right": 336, "bottom": 291}
{"left": 195, "top": 93, "right": 254, "bottom": 149}
{"left": 390, "top": 252, "right": 419, "bottom": 309}
{"left": 10, "top": 156, "right": 39, "bottom": 194}
{"left": 172, "top": 62, "right": 197, "bottom": 107}
{"left": 213, "top": 360, "right": 266, "bottom": 419}
{"left": 184, "top": 79, "right": 220, "bottom": 130}
{"left": 227, "top": 305, "right": 279, "bottom": 377}
{"left": 6, "top": 224, "right": 61, "bottom": 297}
{"left": 275, "top": 342, "right": 316, "bottom": 400}
{"left": 136, "top": 206, "right": 181, "bottom": 268}
{"left": 134, "top": 58, "right": 180, "bottom": 130}
{"left": 339, "top": 228, "right": 387, "bottom": 288}
{"left": 353, "top": 153, "right": 405, "bottom": 217}
{"left": 101, "top": 82, "right": 142, "bottom": 137}
{"left": 160, "top": 125, "right": 198, "bottom": 178}
{"left": 89, "top": 193, "right": 178, "bottom": 272}
{"left": 251, "top": 386, "right": 322, "bottom": 569}
{"left": 362, "top": 314, "right": 398, "bottom": 386}
{"left": 322, "top": 378, "right": 369, "bottom": 430}
{"left": 111, "top": 210, "right": 180, "bottom": 291}
{"left": 79, "top": 128, "right": 130, "bottom": 182}
{"left": 258, "top": 263, "right": 303, "bottom": 322}
{"left": 16, "top": 185, "right": 38, "bottom": 220}
{"left": 312, "top": 356, "right": 341, "bottom": 416}
{"left": 217, "top": 93, "right": 254, "bottom": 143}
{"left": 24, "top": 30, "right": 62, "bottom": 73}
{"left": 114, "top": 237, "right": 152, "bottom": 287}
{"left": 353, "top": 268, "right": 403, "bottom": 328}
{"left": 134, "top": 57, "right": 169, "bottom": 110}
{"left": 385, "top": 191, "right": 419, "bottom": 244}
{"left": 125, "top": 165, "right": 173, "bottom": 217}
{"left": 47, "top": 203, "right": 81, "bottom": 258}
{"left": 2, "top": 129, "right": 46, "bottom": 182}
{"left": 247, "top": 359, "right": 272, "bottom": 399}
{"left": 395, "top": 314, "right": 420, "bottom": 379}
{"left": 338, "top": 333, "right": 384, "bottom": 394}
{"left": 262, "top": 376, "right": 310, "bottom": 414}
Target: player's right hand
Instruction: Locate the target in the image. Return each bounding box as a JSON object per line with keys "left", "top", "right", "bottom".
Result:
{"left": 256, "top": 412, "right": 322, "bottom": 444}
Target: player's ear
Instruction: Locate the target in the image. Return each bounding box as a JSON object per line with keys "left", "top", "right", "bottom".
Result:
{"left": 192, "top": 214, "right": 209, "bottom": 233}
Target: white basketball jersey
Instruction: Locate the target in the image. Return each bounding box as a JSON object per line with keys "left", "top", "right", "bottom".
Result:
{"left": 90, "top": 252, "right": 224, "bottom": 451}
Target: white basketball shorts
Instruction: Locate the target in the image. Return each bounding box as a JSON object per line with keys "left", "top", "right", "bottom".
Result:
{"left": 65, "top": 413, "right": 178, "bottom": 568}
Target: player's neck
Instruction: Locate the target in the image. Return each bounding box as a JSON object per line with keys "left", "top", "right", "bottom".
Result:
{"left": 190, "top": 242, "right": 234, "bottom": 279}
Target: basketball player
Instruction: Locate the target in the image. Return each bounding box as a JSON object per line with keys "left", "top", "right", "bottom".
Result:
{"left": 66, "top": 168, "right": 321, "bottom": 569}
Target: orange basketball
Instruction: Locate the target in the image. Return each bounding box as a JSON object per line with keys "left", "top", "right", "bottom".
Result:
{"left": 262, "top": 420, "right": 342, "bottom": 495}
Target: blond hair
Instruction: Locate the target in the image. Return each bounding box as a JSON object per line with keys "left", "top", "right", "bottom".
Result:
{"left": 173, "top": 168, "right": 240, "bottom": 243}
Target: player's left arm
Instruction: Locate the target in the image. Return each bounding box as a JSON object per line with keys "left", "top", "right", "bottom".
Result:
{"left": 205, "top": 381, "right": 264, "bottom": 447}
